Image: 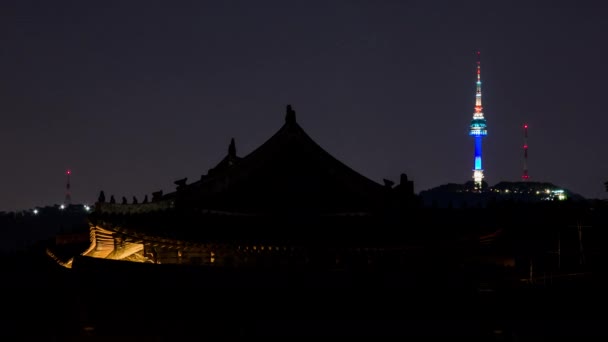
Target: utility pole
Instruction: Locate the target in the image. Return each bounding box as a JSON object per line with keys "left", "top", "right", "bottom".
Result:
{"left": 557, "top": 231, "right": 561, "bottom": 271}
{"left": 577, "top": 223, "right": 586, "bottom": 265}
{"left": 568, "top": 222, "right": 591, "bottom": 267}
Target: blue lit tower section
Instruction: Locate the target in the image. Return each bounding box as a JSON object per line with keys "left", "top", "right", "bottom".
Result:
{"left": 469, "top": 51, "right": 488, "bottom": 190}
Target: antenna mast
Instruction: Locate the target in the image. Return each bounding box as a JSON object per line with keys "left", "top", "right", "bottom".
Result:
{"left": 65, "top": 169, "right": 72, "bottom": 205}
{"left": 522, "top": 124, "right": 529, "bottom": 181}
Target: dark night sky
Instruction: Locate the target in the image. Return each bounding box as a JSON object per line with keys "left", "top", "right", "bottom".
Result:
{"left": 1, "top": 0, "right": 607, "bottom": 211}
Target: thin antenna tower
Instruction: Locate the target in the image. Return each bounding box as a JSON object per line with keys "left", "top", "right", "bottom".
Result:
{"left": 65, "top": 169, "right": 72, "bottom": 205}
{"left": 522, "top": 124, "right": 529, "bottom": 181}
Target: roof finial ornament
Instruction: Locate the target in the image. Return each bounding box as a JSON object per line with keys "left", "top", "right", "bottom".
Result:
{"left": 228, "top": 138, "right": 236, "bottom": 158}
{"left": 285, "top": 104, "right": 296, "bottom": 124}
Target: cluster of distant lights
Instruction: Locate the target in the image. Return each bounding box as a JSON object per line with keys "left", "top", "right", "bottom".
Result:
{"left": 32, "top": 204, "right": 91, "bottom": 215}
{"left": 490, "top": 188, "right": 567, "bottom": 201}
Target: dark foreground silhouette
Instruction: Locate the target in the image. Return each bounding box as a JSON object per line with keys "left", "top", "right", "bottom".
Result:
{"left": 3, "top": 248, "right": 608, "bottom": 341}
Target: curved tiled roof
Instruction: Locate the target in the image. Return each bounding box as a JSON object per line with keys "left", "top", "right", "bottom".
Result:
{"left": 165, "top": 105, "right": 388, "bottom": 215}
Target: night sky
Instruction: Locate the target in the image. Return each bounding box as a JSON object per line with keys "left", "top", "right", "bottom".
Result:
{"left": 1, "top": 0, "right": 607, "bottom": 212}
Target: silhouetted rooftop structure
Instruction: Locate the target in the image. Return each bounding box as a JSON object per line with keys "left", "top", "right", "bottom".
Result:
{"left": 69, "top": 105, "right": 421, "bottom": 269}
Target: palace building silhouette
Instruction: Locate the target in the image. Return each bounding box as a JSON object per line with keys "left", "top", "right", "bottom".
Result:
{"left": 73, "top": 105, "right": 432, "bottom": 272}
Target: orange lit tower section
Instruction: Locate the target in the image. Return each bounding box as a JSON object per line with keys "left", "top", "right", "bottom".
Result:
{"left": 468, "top": 51, "right": 488, "bottom": 191}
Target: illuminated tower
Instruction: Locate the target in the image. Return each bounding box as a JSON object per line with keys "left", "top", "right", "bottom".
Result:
{"left": 468, "top": 51, "right": 488, "bottom": 191}
{"left": 522, "top": 123, "right": 529, "bottom": 180}
{"left": 65, "top": 169, "right": 72, "bottom": 205}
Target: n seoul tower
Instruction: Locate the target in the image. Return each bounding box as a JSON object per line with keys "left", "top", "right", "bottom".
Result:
{"left": 468, "top": 51, "right": 488, "bottom": 191}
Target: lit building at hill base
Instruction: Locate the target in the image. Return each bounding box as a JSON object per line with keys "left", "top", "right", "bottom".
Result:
{"left": 420, "top": 181, "right": 579, "bottom": 209}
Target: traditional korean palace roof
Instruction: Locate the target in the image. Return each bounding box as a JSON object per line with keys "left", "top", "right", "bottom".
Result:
{"left": 93, "top": 105, "right": 415, "bottom": 223}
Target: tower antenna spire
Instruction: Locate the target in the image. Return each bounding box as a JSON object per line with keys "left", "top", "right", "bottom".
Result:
{"left": 469, "top": 50, "right": 488, "bottom": 191}
{"left": 65, "top": 169, "right": 72, "bottom": 205}
{"left": 522, "top": 123, "right": 529, "bottom": 181}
